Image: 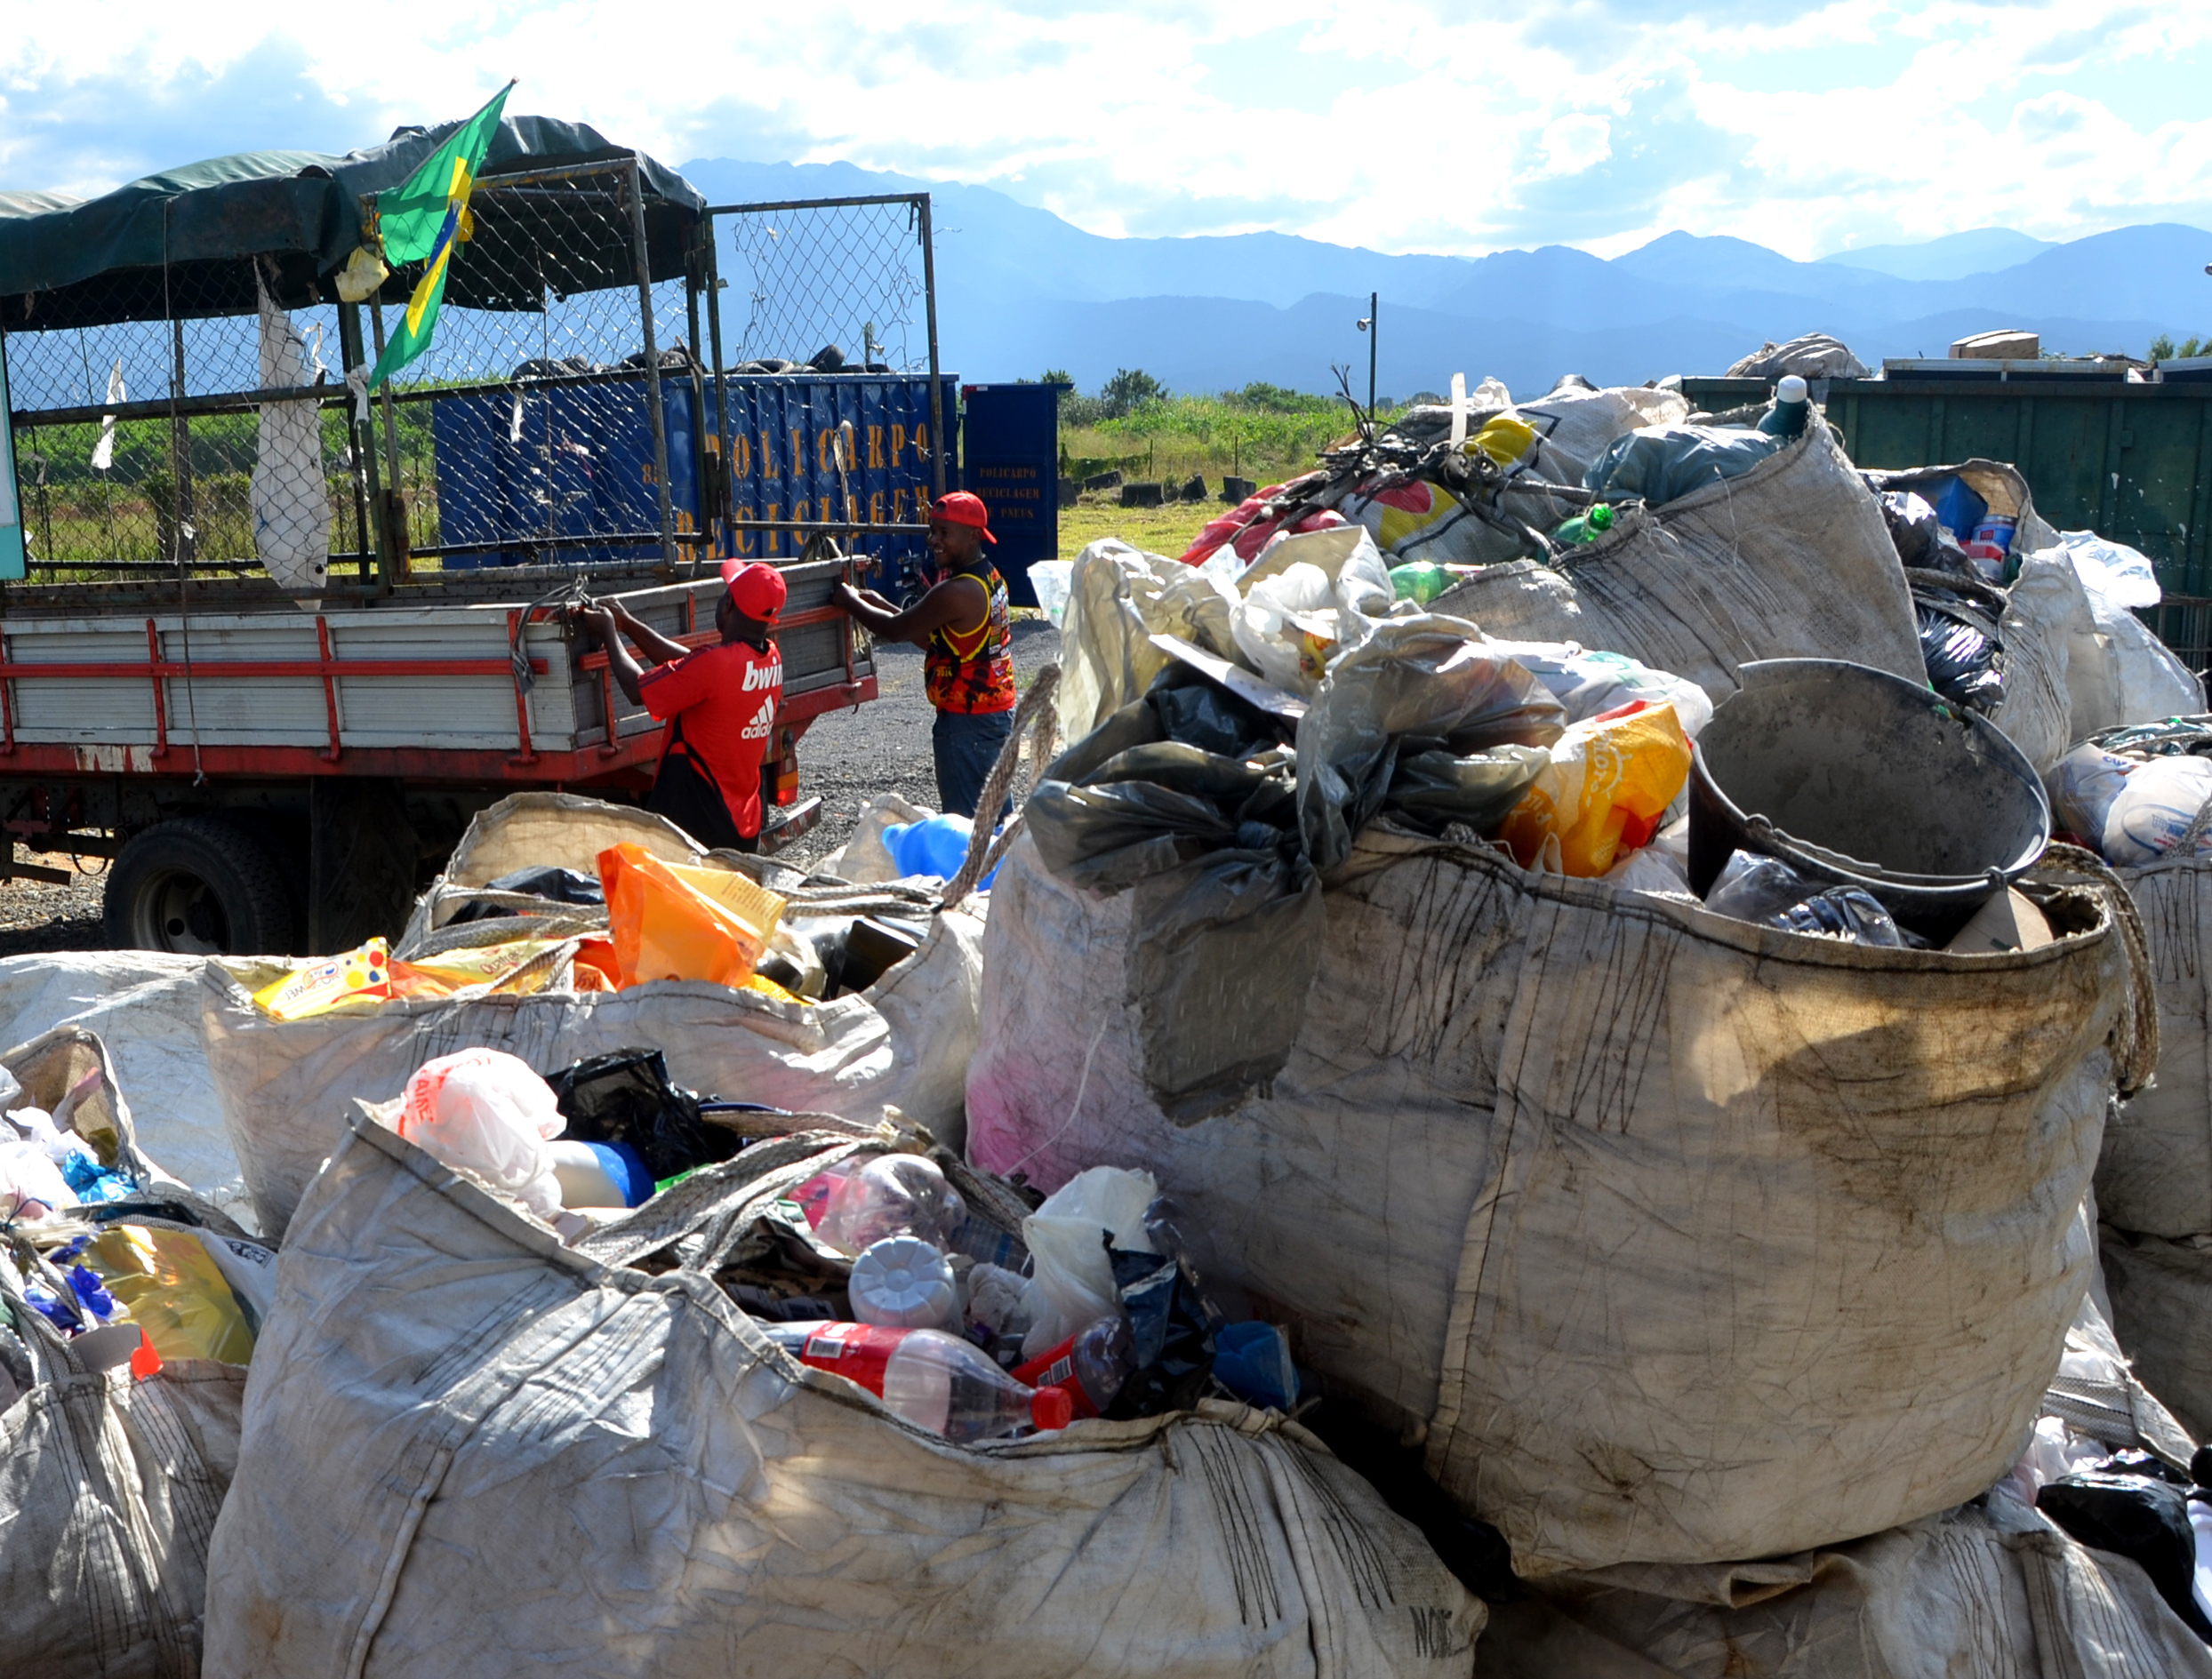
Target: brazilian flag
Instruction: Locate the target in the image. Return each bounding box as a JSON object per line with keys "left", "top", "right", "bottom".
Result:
{"left": 368, "top": 83, "right": 514, "bottom": 388}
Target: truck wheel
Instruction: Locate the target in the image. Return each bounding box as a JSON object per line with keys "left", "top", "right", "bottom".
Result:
{"left": 105, "top": 817, "right": 298, "bottom": 956}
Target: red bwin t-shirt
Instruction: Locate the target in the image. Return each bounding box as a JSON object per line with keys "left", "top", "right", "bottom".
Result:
{"left": 637, "top": 638, "right": 782, "bottom": 840}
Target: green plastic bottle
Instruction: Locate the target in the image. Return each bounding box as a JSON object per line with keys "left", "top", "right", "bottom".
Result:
{"left": 1552, "top": 503, "right": 1615, "bottom": 547}
{"left": 1389, "top": 560, "right": 1447, "bottom": 604}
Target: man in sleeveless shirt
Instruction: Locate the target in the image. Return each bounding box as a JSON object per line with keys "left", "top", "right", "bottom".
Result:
{"left": 833, "top": 492, "right": 1017, "bottom": 819}
{"left": 571, "top": 560, "right": 787, "bottom": 851}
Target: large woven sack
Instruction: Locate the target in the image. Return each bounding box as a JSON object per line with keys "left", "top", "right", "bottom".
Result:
{"left": 0, "top": 1347, "right": 246, "bottom": 1679}
{"left": 0, "top": 952, "right": 237, "bottom": 1209}
{"left": 2100, "top": 1223, "right": 2212, "bottom": 1440}
{"left": 0, "top": 1025, "right": 257, "bottom": 1678}
{"left": 2096, "top": 855, "right": 2212, "bottom": 1237}
{"left": 1475, "top": 1494, "right": 2212, "bottom": 1679}
{"left": 200, "top": 794, "right": 984, "bottom": 1239}
{"left": 1429, "top": 412, "right": 1924, "bottom": 704}
{"left": 967, "top": 827, "right": 2144, "bottom": 1577}
{"left": 202, "top": 1108, "right": 1485, "bottom": 1678}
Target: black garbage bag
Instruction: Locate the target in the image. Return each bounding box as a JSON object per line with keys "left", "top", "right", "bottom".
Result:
{"left": 1029, "top": 666, "right": 1318, "bottom": 1120}
{"left": 1382, "top": 742, "right": 1551, "bottom": 836}
{"left": 446, "top": 865, "right": 605, "bottom": 925}
{"left": 2039, "top": 1470, "right": 2212, "bottom": 1642}
{"left": 1101, "top": 1243, "right": 1217, "bottom": 1421}
{"left": 541, "top": 1047, "right": 743, "bottom": 1184}
{"left": 1911, "top": 578, "right": 2008, "bottom": 716}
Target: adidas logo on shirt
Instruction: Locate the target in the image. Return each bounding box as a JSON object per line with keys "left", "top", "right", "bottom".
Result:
{"left": 740, "top": 696, "right": 776, "bottom": 741}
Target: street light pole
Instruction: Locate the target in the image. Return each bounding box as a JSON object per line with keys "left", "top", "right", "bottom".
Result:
{"left": 1356, "top": 292, "right": 1378, "bottom": 423}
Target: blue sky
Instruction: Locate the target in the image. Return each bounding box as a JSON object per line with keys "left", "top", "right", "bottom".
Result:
{"left": 3, "top": 1, "right": 2208, "bottom": 260}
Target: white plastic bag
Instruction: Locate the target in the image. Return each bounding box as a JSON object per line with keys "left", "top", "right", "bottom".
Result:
{"left": 2060, "top": 530, "right": 2162, "bottom": 610}
{"left": 1026, "top": 560, "right": 1073, "bottom": 628}
{"left": 2049, "top": 742, "right": 2137, "bottom": 843}
{"left": 0, "top": 1139, "right": 73, "bottom": 1221}
{"left": 1483, "top": 639, "right": 1716, "bottom": 739}
{"left": 1230, "top": 526, "right": 1394, "bottom": 694}
{"left": 1020, "top": 1165, "right": 1158, "bottom": 1355}
{"left": 393, "top": 1048, "right": 565, "bottom": 1222}
{"left": 2103, "top": 755, "right": 2212, "bottom": 866}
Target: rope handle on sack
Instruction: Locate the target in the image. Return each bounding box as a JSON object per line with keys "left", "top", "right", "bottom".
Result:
{"left": 941, "top": 664, "right": 1062, "bottom": 912}
{"left": 2030, "top": 841, "right": 2160, "bottom": 1095}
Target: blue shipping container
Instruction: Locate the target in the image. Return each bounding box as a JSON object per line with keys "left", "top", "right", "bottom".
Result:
{"left": 961, "top": 381, "right": 1060, "bottom": 606}
{"left": 430, "top": 372, "right": 956, "bottom": 576}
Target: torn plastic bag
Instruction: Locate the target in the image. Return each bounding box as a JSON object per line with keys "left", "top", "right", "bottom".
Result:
{"left": 1296, "top": 618, "right": 1567, "bottom": 875}
{"left": 541, "top": 1046, "right": 743, "bottom": 1184}
{"left": 1054, "top": 538, "right": 1244, "bottom": 740}
{"left": 1102, "top": 1243, "right": 1218, "bottom": 1421}
{"left": 1583, "top": 423, "right": 1787, "bottom": 507}
{"left": 1911, "top": 578, "right": 2008, "bottom": 715}
{"left": 1229, "top": 527, "right": 1396, "bottom": 695}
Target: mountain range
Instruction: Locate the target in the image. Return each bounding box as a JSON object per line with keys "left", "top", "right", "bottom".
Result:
{"left": 679, "top": 158, "right": 2212, "bottom": 401}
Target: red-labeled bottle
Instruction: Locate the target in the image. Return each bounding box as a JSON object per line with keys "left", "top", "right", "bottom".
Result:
{"left": 1012, "top": 1315, "right": 1136, "bottom": 1420}
{"left": 765, "top": 1322, "right": 1073, "bottom": 1441}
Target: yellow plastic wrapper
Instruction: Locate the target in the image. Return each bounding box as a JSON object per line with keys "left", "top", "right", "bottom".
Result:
{"left": 84, "top": 1224, "right": 255, "bottom": 1366}
{"left": 251, "top": 938, "right": 392, "bottom": 1019}
{"left": 1499, "top": 700, "right": 1692, "bottom": 877}
{"left": 597, "top": 843, "right": 787, "bottom": 988}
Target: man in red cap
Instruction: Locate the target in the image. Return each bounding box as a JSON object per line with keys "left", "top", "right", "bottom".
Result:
{"left": 833, "top": 491, "right": 1015, "bottom": 819}
{"left": 571, "top": 560, "right": 786, "bottom": 851}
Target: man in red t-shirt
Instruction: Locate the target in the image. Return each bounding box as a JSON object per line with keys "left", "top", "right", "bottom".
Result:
{"left": 573, "top": 560, "right": 786, "bottom": 851}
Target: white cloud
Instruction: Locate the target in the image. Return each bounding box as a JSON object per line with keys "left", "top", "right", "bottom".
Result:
{"left": 1533, "top": 115, "right": 1612, "bottom": 180}
{"left": 1, "top": 0, "right": 2208, "bottom": 260}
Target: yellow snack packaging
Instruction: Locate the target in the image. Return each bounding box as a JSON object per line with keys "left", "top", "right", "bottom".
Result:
{"left": 250, "top": 939, "right": 392, "bottom": 1020}
{"left": 1499, "top": 700, "right": 1692, "bottom": 878}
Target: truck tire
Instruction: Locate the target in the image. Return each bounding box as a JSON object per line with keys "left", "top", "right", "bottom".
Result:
{"left": 105, "top": 816, "right": 298, "bottom": 956}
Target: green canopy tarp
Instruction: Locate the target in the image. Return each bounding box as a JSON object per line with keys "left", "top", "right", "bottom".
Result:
{"left": 0, "top": 116, "right": 705, "bottom": 331}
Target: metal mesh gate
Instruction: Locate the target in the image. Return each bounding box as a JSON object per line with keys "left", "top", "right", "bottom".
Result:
{"left": 1, "top": 169, "right": 946, "bottom": 588}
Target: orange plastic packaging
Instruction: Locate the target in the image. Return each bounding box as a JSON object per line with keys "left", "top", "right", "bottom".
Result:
{"left": 1499, "top": 700, "right": 1692, "bottom": 877}
{"left": 597, "top": 843, "right": 787, "bottom": 989}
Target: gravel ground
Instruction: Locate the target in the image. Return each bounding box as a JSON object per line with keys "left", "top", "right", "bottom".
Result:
{"left": 778, "top": 616, "right": 1063, "bottom": 872}
{"left": 0, "top": 856, "right": 108, "bottom": 958}
{"left": 0, "top": 621, "right": 1062, "bottom": 957}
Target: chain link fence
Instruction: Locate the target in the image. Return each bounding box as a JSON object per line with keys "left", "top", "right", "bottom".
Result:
{"left": 2, "top": 172, "right": 944, "bottom": 588}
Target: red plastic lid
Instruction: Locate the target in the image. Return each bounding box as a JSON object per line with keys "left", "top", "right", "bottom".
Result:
{"left": 1030, "top": 1385, "right": 1075, "bottom": 1431}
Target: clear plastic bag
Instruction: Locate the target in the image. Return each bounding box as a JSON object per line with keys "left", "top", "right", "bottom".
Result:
{"left": 1703, "top": 851, "right": 1911, "bottom": 947}
{"left": 814, "top": 1155, "right": 966, "bottom": 1257}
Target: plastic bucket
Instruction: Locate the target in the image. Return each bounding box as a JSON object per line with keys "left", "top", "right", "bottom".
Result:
{"left": 1687, "top": 658, "right": 2049, "bottom": 933}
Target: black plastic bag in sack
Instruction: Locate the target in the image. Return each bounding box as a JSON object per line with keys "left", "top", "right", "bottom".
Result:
{"left": 541, "top": 1047, "right": 744, "bottom": 1184}
{"left": 2038, "top": 1470, "right": 2212, "bottom": 1641}
{"left": 1102, "top": 1243, "right": 1217, "bottom": 1421}
{"left": 446, "top": 865, "right": 605, "bottom": 925}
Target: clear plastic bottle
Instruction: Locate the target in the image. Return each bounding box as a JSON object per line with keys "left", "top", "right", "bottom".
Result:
{"left": 764, "top": 1321, "right": 1073, "bottom": 1440}
{"left": 1012, "top": 1314, "right": 1136, "bottom": 1419}
{"left": 1758, "top": 374, "right": 1810, "bottom": 438}
{"left": 813, "top": 1155, "right": 966, "bottom": 1257}
{"left": 1552, "top": 503, "right": 1615, "bottom": 546}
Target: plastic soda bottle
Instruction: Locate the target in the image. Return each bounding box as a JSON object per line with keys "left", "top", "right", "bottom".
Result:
{"left": 1552, "top": 504, "right": 1615, "bottom": 546}
{"left": 1011, "top": 1315, "right": 1137, "bottom": 1419}
{"left": 1388, "top": 560, "right": 1447, "bottom": 604}
{"left": 765, "top": 1322, "right": 1074, "bottom": 1440}
{"left": 1759, "top": 374, "right": 1810, "bottom": 438}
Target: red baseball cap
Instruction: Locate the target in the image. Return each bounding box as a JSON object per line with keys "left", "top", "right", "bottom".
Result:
{"left": 930, "top": 491, "right": 997, "bottom": 544}
{"left": 718, "top": 559, "right": 787, "bottom": 622}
